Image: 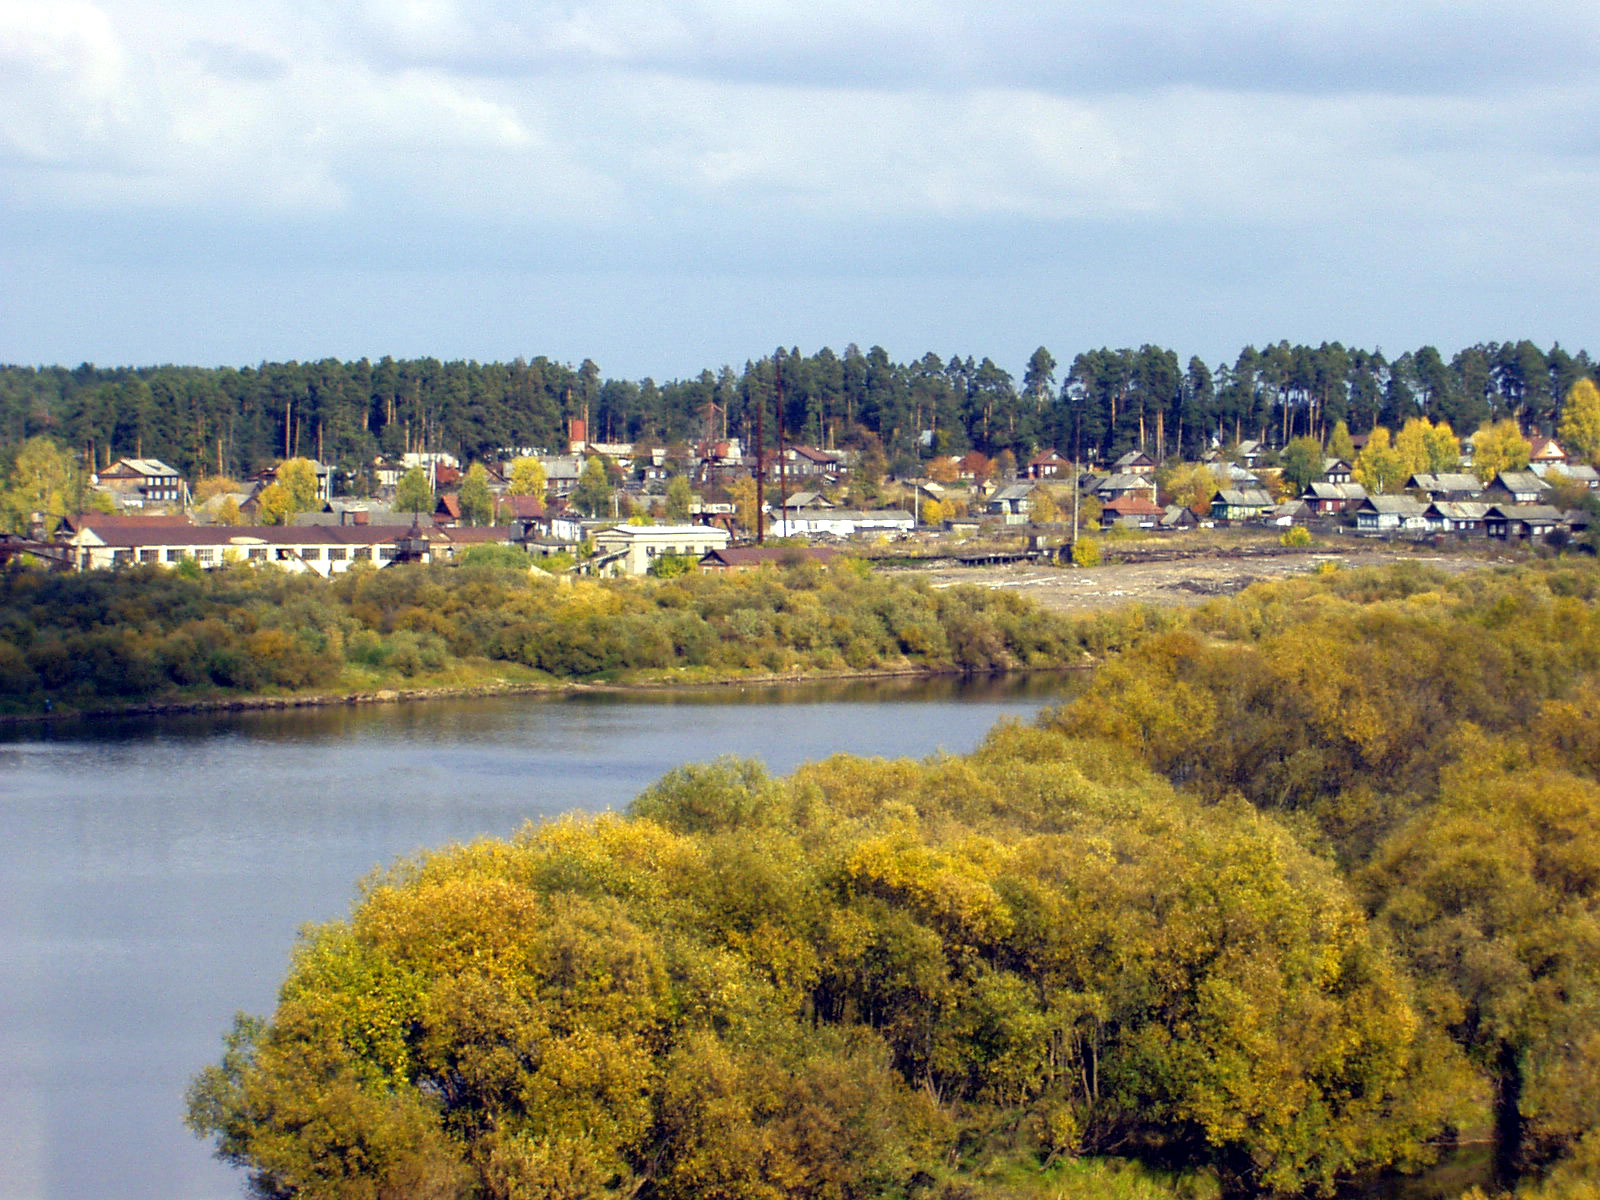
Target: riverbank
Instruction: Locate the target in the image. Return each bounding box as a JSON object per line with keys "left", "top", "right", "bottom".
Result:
{"left": 0, "top": 660, "right": 1091, "bottom": 727}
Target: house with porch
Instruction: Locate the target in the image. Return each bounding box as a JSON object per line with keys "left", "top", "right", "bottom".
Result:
{"left": 1354, "top": 495, "right": 1427, "bottom": 532}
{"left": 1210, "top": 488, "right": 1275, "bottom": 521}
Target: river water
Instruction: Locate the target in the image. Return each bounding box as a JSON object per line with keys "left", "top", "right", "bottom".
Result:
{"left": 0, "top": 675, "right": 1072, "bottom": 1200}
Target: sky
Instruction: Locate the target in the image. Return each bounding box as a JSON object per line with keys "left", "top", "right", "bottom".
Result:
{"left": 2, "top": 0, "right": 1597, "bottom": 381}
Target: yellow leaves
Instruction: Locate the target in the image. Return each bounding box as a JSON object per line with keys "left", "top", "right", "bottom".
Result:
{"left": 840, "top": 834, "right": 1016, "bottom": 956}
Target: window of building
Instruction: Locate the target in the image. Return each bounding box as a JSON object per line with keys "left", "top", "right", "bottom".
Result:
{"left": 166, "top": 549, "right": 184, "bottom": 563}
{"left": 327, "top": 548, "right": 346, "bottom": 561}
{"left": 196, "top": 548, "right": 216, "bottom": 564}
{"left": 140, "top": 549, "right": 159, "bottom": 562}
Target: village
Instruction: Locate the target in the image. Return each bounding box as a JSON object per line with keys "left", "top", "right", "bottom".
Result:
{"left": 9, "top": 414, "right": 1598, "bottom": 578}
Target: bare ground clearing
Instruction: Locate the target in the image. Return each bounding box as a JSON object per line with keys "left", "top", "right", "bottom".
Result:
{"left": 896, "top": 541, "right": 1501, "bottom": 615}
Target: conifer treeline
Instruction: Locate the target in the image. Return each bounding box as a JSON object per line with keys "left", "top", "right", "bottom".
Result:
{"left": 1, "top": 339, "right": 1590, "bottom": 480}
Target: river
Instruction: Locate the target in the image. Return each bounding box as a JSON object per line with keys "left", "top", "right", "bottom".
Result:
{"left": 0, "top": 675, "right": 1073, "bottom": 1200}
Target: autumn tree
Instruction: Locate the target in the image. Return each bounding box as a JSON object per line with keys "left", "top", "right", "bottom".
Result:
{"left": 571, "top": 456, "right": 612, "bottom": 518}
{"left": 1558, "top": 377, "right": 1600, "bottom": 467}
{"left": 1394, "top": 417, "right": 1459, "bottom": 476}
{"left": 507, "top": 456, "right": 546, "bottom": 497}
{"left": 1279, "top": 435, "right": 1324, "bottom": 492}
{"left": 1027, "top": 486, "right": 1060, "bottom": 523}
{"left": 394, "top": 467, "right": 434, "bottom": 519}
{"left": 0, "top": 436, "right": 88, "bottom": 533}
{"left": 457, "top": 462, "right": 493, "bottom": 525}
{"left": 727, "top": 475, "right": 758, "bottom": 535}
{"left": 1328, "top": 420, "right": 1357, "bottom": 462}
{"left": 276, "top": 457, "right": 321, "bottom": 515}
{"left": 254, "top": 482, "right": 295, "bottom": 526}
{"left": 1163, "top": 462, "right": 1224, "bottom": 513}
{"left": 1354, "top": 426, "right": 1407, "bottom": 494}
{"left": 665, "top": 475, "right": 692, "bottom": 522}
{"left": 1472, "top": 419, "right": 1533, "bottom": 482}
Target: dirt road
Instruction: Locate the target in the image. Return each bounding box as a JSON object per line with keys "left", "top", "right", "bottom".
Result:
{"left": 900, "top": 541, "right": 1495, "bottom": 615}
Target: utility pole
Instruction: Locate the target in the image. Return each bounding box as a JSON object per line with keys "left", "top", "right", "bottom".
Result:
{"left": 775, "top": 348, "right": 787, "bottom": 539}
{"left": 755, "top": 367, "right": 766, "bottom": 544}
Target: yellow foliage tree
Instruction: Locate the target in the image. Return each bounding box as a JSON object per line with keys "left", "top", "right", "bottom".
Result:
{"left": 1354, "top": 427, "right": 1407, "bottom": 494}
{"left": 1471, "top": 419, "right": 1532, "bottom": 483}
{"left": 508, "top": 456, "right": 547, "bottom": 496}
{"left": 1558, "top": 377, "right": 1600, "bottom": 467}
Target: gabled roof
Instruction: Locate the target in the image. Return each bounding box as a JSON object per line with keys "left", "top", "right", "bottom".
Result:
{"left": 1101, "top": 494, "right": 1164, "bottom": 516}
{"left": 1406, "top": 472, "right": 1481, "bottom": 494}
{"left": 1484, "top": 503, "right": 1563, "bottom": 522}
{"left": 1492, "top": 471, "right": 1548, "bottom": 494}
{"left": 1095, "top": 473, "right": 1156, "bottom": 492}
{"left": 99, "top": 458, "right": 181, "bottom": 479}
{"left": 1528, "top": 436, "right": 1567, "bottom": 462}
{"left": 1214, "top": 488, "right": 1274, "bottom": 507}
{"left": 1358, "top": 495, "right": 1426, "bottom": 515}
{"left": 990, "top": 482, "right": 1037, "bottom": 502}
{"left": 1423, "top": 501, "right": 1490, "bottom": 521}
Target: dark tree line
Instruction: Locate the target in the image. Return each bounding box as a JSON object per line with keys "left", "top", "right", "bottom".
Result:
{"left": 1, "top": 339, "right": 1591, "bottom": 481}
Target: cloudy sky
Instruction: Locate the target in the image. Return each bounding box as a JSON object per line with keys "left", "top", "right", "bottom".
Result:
{"left": 2, "top": 0, "right": 1596, "bottom": 379}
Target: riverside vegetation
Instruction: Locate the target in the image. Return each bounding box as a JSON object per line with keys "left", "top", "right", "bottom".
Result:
{"left": 184, "top": 559, "right": 1600, "bottom": 1200}
{"left": 0, "top": 556, "right": 1172, "bottom": 716}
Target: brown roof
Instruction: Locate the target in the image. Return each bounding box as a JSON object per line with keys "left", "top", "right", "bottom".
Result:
{"left": 1101, "top": 495, "right": 1164, "bottom": 516}
{"left": 65, "top": 512, "right": 194, "bottom": 532}
{"left": 701, "top": 546, "right": 840, "bottom": 568}
{"left": 500, "top": 495, "right": 545, "bottom": 519}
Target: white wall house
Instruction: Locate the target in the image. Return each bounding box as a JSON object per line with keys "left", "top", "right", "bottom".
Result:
{"left": 588, "top": 524, "right": 731, "bottom": 576}
{"left": 66, "top": 523, "right": 430, "bottom": 575}
{"left": 765, "top": 509, "right": 915, "bottom": 538}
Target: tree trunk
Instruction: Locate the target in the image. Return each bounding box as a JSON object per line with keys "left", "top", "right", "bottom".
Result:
{"left": 1494, "top": 1038, "right": 1524, "bottom": 1187}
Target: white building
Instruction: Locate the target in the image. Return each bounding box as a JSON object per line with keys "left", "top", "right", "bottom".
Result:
{"left": 765, "top": 509, "right": 915, "bottom": 537}
{"left": 588, "top": 524, "right": 731, "bottom": 576}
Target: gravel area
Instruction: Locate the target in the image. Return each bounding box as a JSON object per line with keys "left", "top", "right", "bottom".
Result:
{"left": 906, "top": 542, "right": 1496, "bottom": 615}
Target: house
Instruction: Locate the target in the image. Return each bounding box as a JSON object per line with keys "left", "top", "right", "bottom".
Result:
{"left": 541, "top": 456, "right": 584, "bottom": 498}
{"left": 1094, "top": 473, "right": 1159, "bottom": 504}
{"left": 1028, "top": 449, "right": 1069, "bottom": 479}
{"left": 783, "top": 491, "right": 836, "bottom": 510}
{"left": 1484, "top": 504, "right": 1564, "bottom": 540}
{"left": 63, "top": 519, "right": 430, "bottom": 574}
{"left": 1322, "top": 458, "right": 1355, "bottom": 485}
{"left": 1301, "top": 481, "right": 1368, "bottom": 516}
{"left": 1531, "top": 462, "right": 1600, "bottom": 490}
{"left": 1354, "top": 495, "right": 1427, "bottom": 532}
{"left": 93, "top": 458, "right": 187, "bottom": 508}
{"left": 253, "top": 459, "right": 335, "bottom": 502}
{"left": 1268, "top": 500, "right": 1311, "bottom": 526}
{"left": 1111, "top": 450, "right": 1158, "bottom": 476}
{"left": 782, "top": 446, "right": 843, "bottom": 478}
{"left": 766, "top": 509, "right": 915, "bottom": 538}
{"left": 698, "top": 546, "right": 840, "bottom": 573}
{"left": 1210, "top": 488, "right": 1276, "bottom": 521}
{"left": 433, "top": 494, "right": 463, "bottom": 526}
{"left": 1406, "top": 473, "right": 1483, "bottom": 501}
{"left": 1421, "top": 501, "right": 1490, "bottom": 534}
{"left": 986, "top": 482, "right": 1038, "bottom": 524}
{"left": 1528, "top": 436, "right": 1568, "bottom": 468}
{"left": 1235, "top": 440, "right": 1267, "bottom": 469}
{"left": 1483, "top": 471, "right": 1550, "bottom": 505}
{"left": 1158, "top": 505, "right": 1199, "bottom": 530}
{"left": 1100, "top": 495, "right": 1164, "bottom": 528}
{"left": 587, "top": 524, "right": 731, "bottom": 576}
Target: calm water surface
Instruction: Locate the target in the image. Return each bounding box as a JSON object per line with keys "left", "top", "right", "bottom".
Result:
{"left": 0, "top": 675, "right": 1073, "bottom": 1200}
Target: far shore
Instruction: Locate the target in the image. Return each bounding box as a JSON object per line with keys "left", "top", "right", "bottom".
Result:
{"left": 0, "top": 661, "right": 1091, "bottom": 728}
